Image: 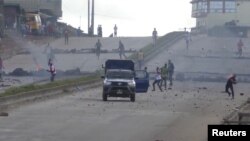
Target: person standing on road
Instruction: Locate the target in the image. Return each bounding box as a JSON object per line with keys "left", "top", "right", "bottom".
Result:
{"left": 237, "top": 38, "right": 243, "bottom": 57}
{"left": 137, "top": 50, "right": 144, "bottom": 70}
{"left": 64, "top": 26, "right": 69, "bottom": 45}
{"left": 160, "top": 63, "right": 168, "bottom": 90}
{"left": 152, "top": 67, "right": 163, "bottom": 92}
{"left": 152, "top": 28, "right": 158, "bottom": 47}
{"left": 114, "top": 24, "right": 118, "bottom": 37}
{"left": 0, "top": 57, "right": 4, "bottom": 81}
{"left": 144, "top": 67, "right": 149, "bottom": 78}
{"left": 47, "top": 59, "right": 56, "bottom": 82}
{"left": 225, "top": 74, "right": 237, "bottom": 99}
{"left": 168, "top": 60, "right": 175, "bottom": 86}
{"left": 118, "top": 40, "right": 126, "bottom": 59}
{"left": 97, "top": 25, "right": 103, "bottom": 37}
{"left": 95, "top": 39, "right": 102, "bottom": 59}
{"left": 185, "top": 32, "right": 191, "bottom": 50}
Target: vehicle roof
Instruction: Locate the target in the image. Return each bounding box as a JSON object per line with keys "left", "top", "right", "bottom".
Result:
{"left": 107, "top": 69, "right": 133, "bottom": 72}
{"left": 105, "top": 59, "right": 134, "bottom": 71}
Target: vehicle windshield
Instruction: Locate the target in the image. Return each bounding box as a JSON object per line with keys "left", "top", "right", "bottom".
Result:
{"left": 106, "top": 70, "right": 134, "bottom": 79}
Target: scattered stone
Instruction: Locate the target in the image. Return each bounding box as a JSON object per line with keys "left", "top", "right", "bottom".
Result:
{"left": 0, "top": 112, "right": 9, "bottom": 117}
{"left": 9, "top": 68, "right": 30, "bottom": 76}
{"left": 63, "top": 89, "right": 70, "bottom": 93}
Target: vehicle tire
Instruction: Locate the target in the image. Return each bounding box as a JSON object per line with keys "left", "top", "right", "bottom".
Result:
{"left": 130, "top": 93, "right": 135, "bottom": 102}
{"left": 103, "top": 92, "right": 107, "bottom": 101}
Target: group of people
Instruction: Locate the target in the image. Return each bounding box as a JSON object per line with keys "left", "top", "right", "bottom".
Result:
{"left": 95, "top": 39, "right": 127, "bottom": 60}
{"left": 152, "top": 60, "right": 175, "bottom": 92}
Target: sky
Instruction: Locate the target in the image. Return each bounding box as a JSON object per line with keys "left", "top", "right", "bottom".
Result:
{"left": 60, "top": 0, "right": 196, "bottom": 37}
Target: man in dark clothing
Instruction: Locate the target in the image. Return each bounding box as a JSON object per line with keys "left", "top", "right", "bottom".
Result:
{"left": 144, "top": 67, "right": 149, "bottom": 78}
{"left": 47, "top": 59, "right": 56, "bottom": 82}
{"left": 237, "top": 39, "right": 243, "bottom": 57}
{"left": 118, "top": 40, "right": 126, "bottom": 59}
{"left": 64, "top": 27, "right": 69, "bottom": 45}
{"left": 114, "top": 24, "right": 118, "bottom": 37}
{"left": 97, "top": 25, "right": 103, "bottom": 37}
{"left": 152, "top": 28, "right": 157, "bottom": 47}
{"left": 168, "top": 60, "right": 175, "bottom": 86}
{"left": 95, "top": 39, "right": 102, "bottom": 59}
{"left": 225, "top": 74, "right": 237, "bottom": 99}
{"left": 160, "top": 63, "right": 168, "bottom": 90}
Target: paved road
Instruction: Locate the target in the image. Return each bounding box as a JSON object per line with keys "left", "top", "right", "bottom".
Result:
{"left": 0, "top": 81, "right": 249, "bottom": 141}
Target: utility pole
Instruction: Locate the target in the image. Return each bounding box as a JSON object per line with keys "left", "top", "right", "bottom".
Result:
{"left": 88, "top": 0, "right": 94, "bottom": 36}
{"left": 91, "top": 0, "right": 94, "bottom": 36}
{"left": 88, "top": 0, "right": 90, "bottom": 35}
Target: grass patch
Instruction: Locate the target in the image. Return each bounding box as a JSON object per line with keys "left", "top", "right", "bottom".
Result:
{"left": 0, "top": 74, "right": 101, "bottom": 98}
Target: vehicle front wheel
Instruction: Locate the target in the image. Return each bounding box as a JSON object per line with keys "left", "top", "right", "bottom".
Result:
{"left": 103, "top": 92, "right": 108, "bottom": 101}
{"left": 130, "top": 93, "right": 135, "bottom": 102}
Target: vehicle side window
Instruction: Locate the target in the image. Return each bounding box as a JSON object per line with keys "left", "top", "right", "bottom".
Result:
{"left": 135, "top": 71, "right": 146, "bottom": 79}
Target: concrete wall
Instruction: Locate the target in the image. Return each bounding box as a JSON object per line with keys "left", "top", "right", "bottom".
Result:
{"left": 204, "top": 13, "right": 236, "bottom": 28}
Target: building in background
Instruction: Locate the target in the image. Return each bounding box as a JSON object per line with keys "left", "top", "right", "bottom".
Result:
{"left": 5, "top": 0, "right": 62, "bottom": 18}
{"left": 191, "top": 0, "right": 250, "bottom": 37}
{"left": 2, "top": 0, "right": 62, "bottom": 35}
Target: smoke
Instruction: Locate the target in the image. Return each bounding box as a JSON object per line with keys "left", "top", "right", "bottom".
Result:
{"left": 25, "top": 41, "right": 48, "bottom": 71}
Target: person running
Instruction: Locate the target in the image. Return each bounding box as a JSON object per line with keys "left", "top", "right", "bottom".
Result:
{"left": 168, "top": 60, "right": 175, "bottom": 86}
{"left": 225, "top": 74, "right": 237, "bottom": 99}
{"left": 95, "top": 39, "right": 102, "bottom": 59}
{"left": 237, "top": 39, "right": 243, "bottom": 57}
{"left": 118, "top": 40, "right": 126, "bottom": 59}
{"left": 114, "top": 24, "right": 118, "bottom": 37}
{"left": 160, "top": 63, "right": 168, "bottom": 90}
{"left": 152, "top": 67, "right": 163, "bottom": 92}
{"left": 47, "top": 59, "right": 56, "bottom": 82}
{"left": 152, "top": 28, "right": 158, "bottom": 47}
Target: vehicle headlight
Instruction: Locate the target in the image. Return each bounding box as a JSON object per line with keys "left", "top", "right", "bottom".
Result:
{"left": 104, "top": 80, "right": 111, "bottom": 86}
{"left": 128, "top": 81, "right": 136, "bottom": 87}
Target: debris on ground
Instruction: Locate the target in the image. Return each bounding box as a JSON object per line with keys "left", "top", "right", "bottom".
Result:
{"left": 9, "top": 68, "right": 31, "bottom": 76}
{"left": 0, "top": 112, "right": 9, "bottom": 117}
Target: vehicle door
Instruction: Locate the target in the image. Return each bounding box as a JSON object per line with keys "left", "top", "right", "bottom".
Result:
{"left": 135, "top": 70, "right": 149, "bottom": 93}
